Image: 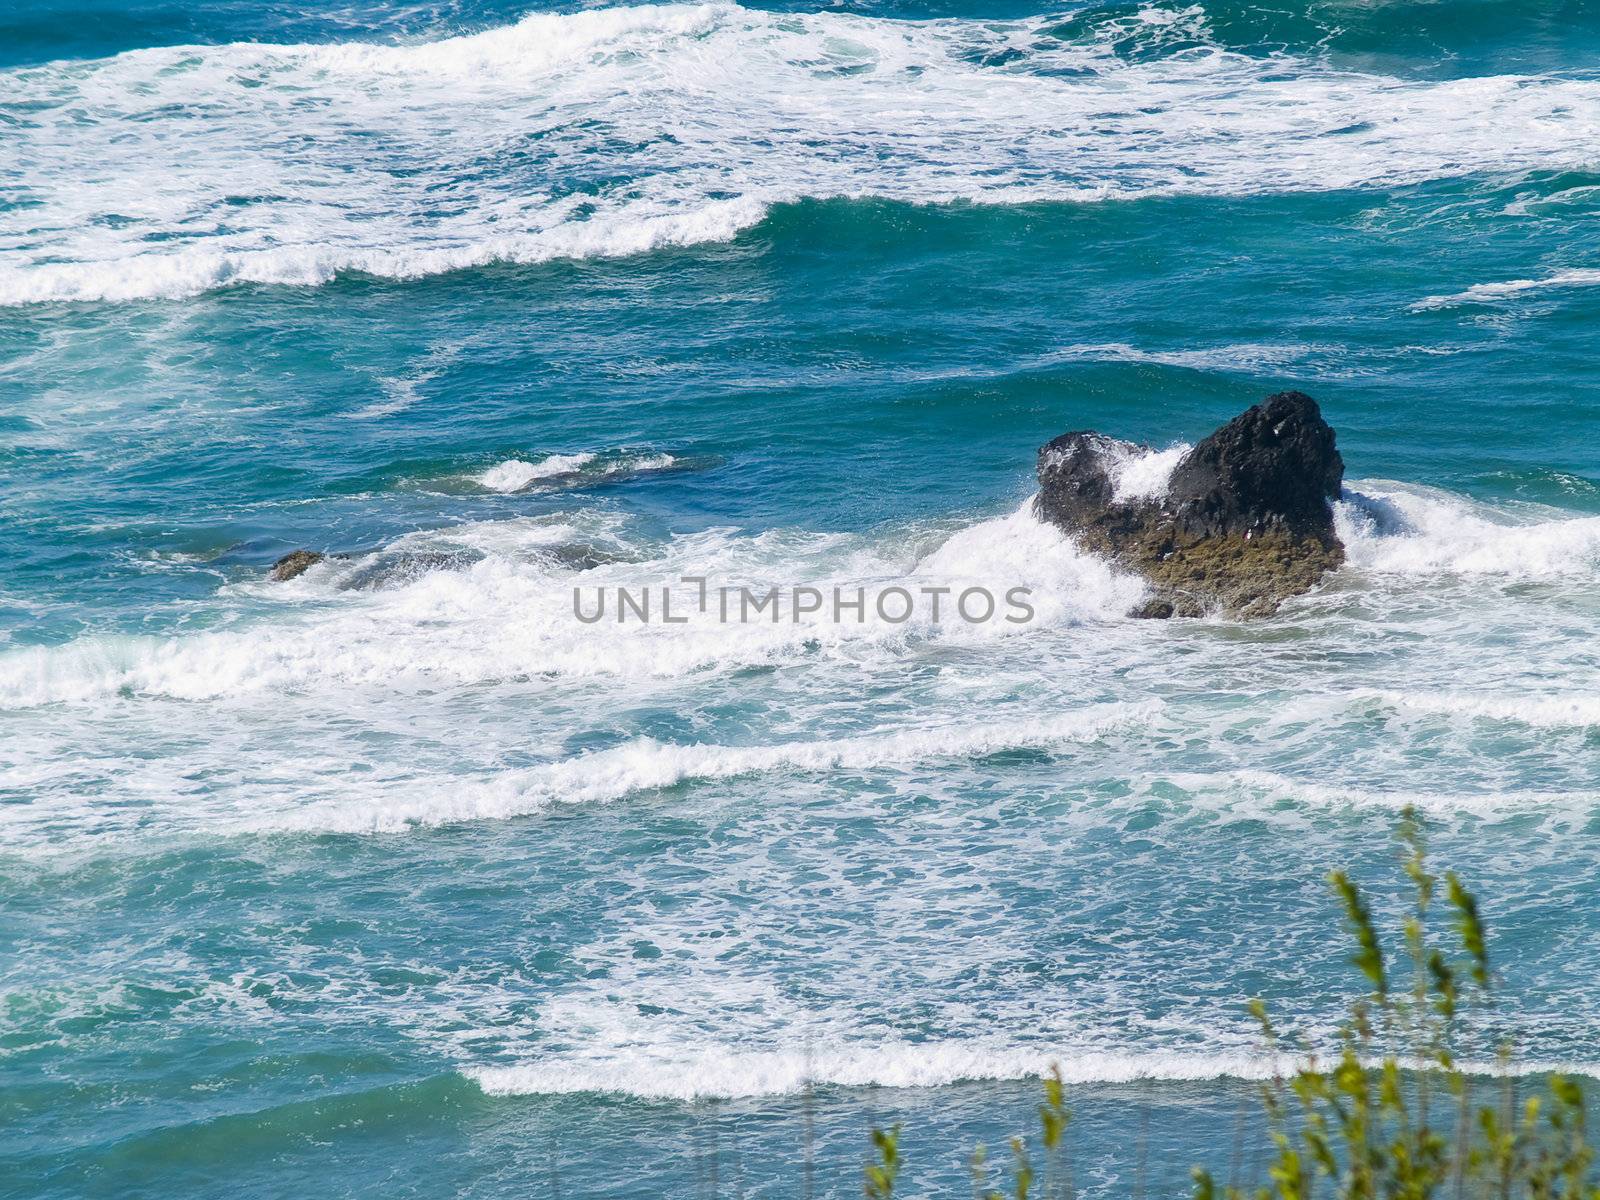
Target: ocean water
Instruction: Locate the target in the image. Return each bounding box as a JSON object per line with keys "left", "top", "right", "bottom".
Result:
{"left": 6, "top": 0, "right": 1600, "bottom": 1195}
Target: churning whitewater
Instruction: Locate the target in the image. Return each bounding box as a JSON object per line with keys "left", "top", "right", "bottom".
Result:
{"left": 7, "top": 0, "right": 1600, "bottom": 1195}
{"left": 5, "top": 1, "right": 1600, "bottom": 302}
{"left": 6, "top": 480, "right": 1600, "bottom": 854}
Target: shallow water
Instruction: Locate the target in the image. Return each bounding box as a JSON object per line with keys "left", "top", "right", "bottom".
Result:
{"left": 5, "top": 1, "right": 1600, "bottom": 1195}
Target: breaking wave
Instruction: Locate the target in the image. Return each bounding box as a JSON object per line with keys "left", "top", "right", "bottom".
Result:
{"left": 478, "top": 453, "right": 598, "bottom": 492}
{"left": 1336, "top": 482, "right": 1600, "bottom": 577}
{"left": 249, "top": 704, "right": 1155, "bottom": 833}
{"left": 466, "top": 1040, "right": 1600, "bottom": 1101}
{"left": 473, "top": 451, "right": 681, "bottom": 493}
{"left": 0, "top": 501, "right": 1145, "bottom": 709}
{"left": 469, "top": 1043, "right": 1279, "bottom": 1101}
{"left": 6, "top": 479, "right": 1600, "bottom": 714}
{"left": 1371, "top": 691, "right": 1600, "bottom": 731}
{"left": 5, "top": 2, "right": 1600, "bottom": 303}
{"left": 1415, "top": 268, "right": 1600, "bottom": 309}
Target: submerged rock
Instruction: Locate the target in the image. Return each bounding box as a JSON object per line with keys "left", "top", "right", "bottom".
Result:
{"left": 334, "top": 549, "right": 479, "bottom": 591}
{"left": 269, "top": 549, "right": 325, "bottom": 581}
{"left": 1035, "top": 391, "right": 1345, "bottom": 618}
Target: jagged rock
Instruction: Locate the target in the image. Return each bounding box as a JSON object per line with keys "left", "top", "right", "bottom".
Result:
{"left": 270, "top": 549, "right": 324, "bottom": 581}
{"left": 1035, "top": 392, "right": 1345, "bottom": 618}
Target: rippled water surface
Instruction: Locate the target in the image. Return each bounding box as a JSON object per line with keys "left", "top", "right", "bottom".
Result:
{"left": 5, "top": 0, "right": 1600, "bottom": 1195}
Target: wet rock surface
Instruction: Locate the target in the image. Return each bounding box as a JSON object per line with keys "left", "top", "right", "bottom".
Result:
{"left": 1035, "top": 391, "right": 1346, "bottom": 618}
{"left": 269, "top": 549, "right": 325, "bottom": 581}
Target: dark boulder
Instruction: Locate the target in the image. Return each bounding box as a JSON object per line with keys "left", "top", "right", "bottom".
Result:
{"left": 270, "top": 549, "right": 325, "bottom": 582}
{"left": 1164, "top": 391, "right": 1344, "bottom": 540}
{"left": 1035, "top": 392, "right": 1345, "bottom": 618}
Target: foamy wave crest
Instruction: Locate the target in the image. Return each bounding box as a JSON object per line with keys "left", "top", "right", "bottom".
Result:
{"left": 0, "top": 501, "right": 1139, "bottom": 708}
{"left": 252, "top": 704, "right": 1154, "bottom": 833}
{"left": 6, "top": 3, "right": 1600, "bottom": 303}
{"left": 466, "top": 1041, "right": 1600, "bottom": 1100}
{"left": 469, "top": 1042, "right": 1275, "bottom": 1101}
{"left": 1415, "top": 269, "right": 1600, "bottom": 309}
{"left": 1042, "top": 341, "right": 1328, "bottom": 375}
{"left": 1372, "top": 691, "right": 1600, "bottom": 731}
{"left": 1336, "top": 482, "right": 1600, "bottom": 577}
{"left": 1213, "top": 768, "right": 1600, "bottom": 816}
{"left": 472, "top": 451, "right": 679, "bottom": 493}
{"left": 478, "top": 453, "right": 598, "bottom": 492}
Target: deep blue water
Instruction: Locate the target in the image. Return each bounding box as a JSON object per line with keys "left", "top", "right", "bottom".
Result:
{"left": 5, "top": 1, "right": 1600, "bottom": 1196}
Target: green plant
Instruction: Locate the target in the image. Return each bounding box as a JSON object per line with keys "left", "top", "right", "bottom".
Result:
{"left": 865, "top": 1124, "right": 902, "bottom": 1199}
{"left": 1193, "top": 806, "right": 1595, "bottom": 1200}
{"left": 864, "top": 1064, "right": 1073, "bottom": 1200}
{"left": 858, "top": 809, "right": 1596, "bottom": 1200}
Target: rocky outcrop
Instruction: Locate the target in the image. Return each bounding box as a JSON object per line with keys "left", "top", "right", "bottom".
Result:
{"left": 270, "top": 549, "right": 324, "bottom": 581}
{"left": 1035, "top": 392, "right": 1345, "bottom": 618}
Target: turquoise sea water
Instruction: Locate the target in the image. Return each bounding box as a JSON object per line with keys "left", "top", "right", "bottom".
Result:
{"left": 6, "top": 1, "right": 1600, "bottom": 1195}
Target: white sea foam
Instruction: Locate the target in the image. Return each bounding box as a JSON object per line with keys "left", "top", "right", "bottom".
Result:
{"left": 1214, "top": 768, "right": 1600, "bottom": 817}
{"left": 5, "top": 3, "right": 1600, "bottom": 303}
{"left": 1372, "top": 691, "right": 1600, "bottom": 730}
{"left": 628, "top": 454, "right": 677, "bottom": 472}
{"left": 9, "top": 481, "right": 1599, "bottom": 716}
{"left": 1336, "top": 482, "right": 1600, "bottom": 577}
{"left": 1044, "top": 342, "right": 1328, "bottom": 375}
{"left": 1415, "top": 268, "right": 1600, "bottom": 309}
{"left": 250, "top": 704, "right": 1154, "bottom": 833}
{"left": 1108, "top": 443, "right": 1190, "bottom": 503}
{"left": 0, "top": 501, "right": 1138, "bottom": 709}
{"left": 916, "top": 498, "right": 1149, "bottom": 627}
{"left": 469, "top": 1042, "right": 1277, "bottom": 1100}
{"left": 477, "top": 453, "right": 598, "bottom": 492}
{"left": 466, "top": 1040, "right": 1600, "bottom": 1100}
{"left": 10, "top": 481, "right": 1600, "bottom": 857}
